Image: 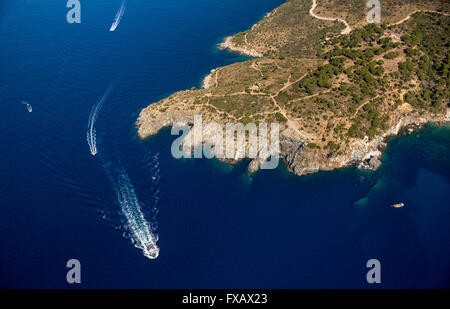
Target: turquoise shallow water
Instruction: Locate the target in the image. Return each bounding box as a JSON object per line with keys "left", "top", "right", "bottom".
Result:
{"left": 0, "top": 0, "right": 449, "bottom": 288}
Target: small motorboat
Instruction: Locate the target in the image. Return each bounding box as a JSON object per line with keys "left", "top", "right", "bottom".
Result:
{"left": 145, "top": 242, "right": 159, "bottom": 259}
{"left": 391, "top": 203, "right": 405, "bottom": 208}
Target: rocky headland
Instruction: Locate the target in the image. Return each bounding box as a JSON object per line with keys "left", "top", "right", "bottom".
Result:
{"left": 137, "top": 0, "right": 450, "bottom": 176}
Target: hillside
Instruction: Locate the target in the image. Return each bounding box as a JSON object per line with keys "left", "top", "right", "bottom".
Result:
{"left": 136, "top": 0, "right": 450, "bottom": 176}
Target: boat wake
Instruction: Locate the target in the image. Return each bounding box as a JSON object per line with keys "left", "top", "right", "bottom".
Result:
{"left": 87, "top": 82, "right": 115, "bottom": 156}
{"left": 110, "top": 0, "right": 127, "bottom": 32}
{"left": 87, "top": 78, "right": 160, "bottom": 259}
{"left": 21, "top": 101, "right": 32, "bottom": 113}
{"left": 99, "top": 150, "right": 161, "bottom": 260}
{"left": 140, "top": 152, "right": 162, "bottom": 226}
{"left": 109, "top": 167, "right": 160, "bottom": 259}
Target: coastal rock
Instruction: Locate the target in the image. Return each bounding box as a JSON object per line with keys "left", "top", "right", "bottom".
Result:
{"left": 280, "top": 138, "right": 304, "bottom": 171}
{"left": 201, "top": 69, "right": 216, "bottom": 89}
{"left": 218, "top": 36, "right": 264, "bottom": 58}
{"left": 368, "top": 157, "right": 382, "bottom": 170}
{"left": 137, "top": 104, "right": 449, "bottom": 177}
{"left": 247, "top": 159, "right": 261, "bottom": 174}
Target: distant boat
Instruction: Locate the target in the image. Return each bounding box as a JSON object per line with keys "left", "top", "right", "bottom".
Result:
{"left": 21, "top": 101, "right": 32, "bottom": 113}
{"left": 391, "top": 203, "right": 405, "bottom": 208}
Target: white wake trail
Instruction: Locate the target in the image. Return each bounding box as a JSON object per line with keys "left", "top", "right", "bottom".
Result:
{"left": 87, "top": 83, "right": 115, "bottom": 156}
{"left": 114, "top": 169, "right": 160, "bottom": 259}
{"left": 110, "top": 0, "right": 127, "bottom": 32}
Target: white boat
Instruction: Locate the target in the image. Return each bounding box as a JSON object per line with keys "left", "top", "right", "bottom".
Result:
{"left": 22, "top": 101, "right": 32, "bottom": 112}
{"left": 145, "top": 242, "right": 159, "bottom": 259}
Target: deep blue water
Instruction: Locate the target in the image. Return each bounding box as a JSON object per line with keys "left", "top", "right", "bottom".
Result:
{"left": 1, "top": 0, "right": 449, "bottom": 288}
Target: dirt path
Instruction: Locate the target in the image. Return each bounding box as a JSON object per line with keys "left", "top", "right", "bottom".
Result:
{"left": 214, "top": 69, "right": 219, "bottom": 87}
{"left": 204, "top": 97, "right": 238, "bottom": 121}
{"left": 276, "top": 73, "right": 308, "bottom": 96}
{"left": 265, "top": 72, "right": 314, "bottom": 134}
{"left": 251, "top": 61, "right": 265, "bottom": 79}
{"left": 351, "top": 88, "right": 406, "bottom": 118}
{"left": 288, "top": 90, "right": 332, "bottom": 104}
{"left": 390, "top": 9, "right": 450, "bottom": 26}
{"left": 309, "top": 0, "right": 351, "bottom": 35}
{"left": 352, "top": 98, "right": 376, "bottom": 118}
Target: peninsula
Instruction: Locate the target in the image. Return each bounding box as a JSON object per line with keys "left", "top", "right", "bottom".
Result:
{"left": 136, "top": 0, "right": 450, "bottom": 176}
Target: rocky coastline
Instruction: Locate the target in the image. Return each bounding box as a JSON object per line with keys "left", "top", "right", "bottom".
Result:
{"left": 218, "top": 36, "right": 264, "bottom": 58}
{"left": 136, "top": 103, "right": 450, "bottom": 176}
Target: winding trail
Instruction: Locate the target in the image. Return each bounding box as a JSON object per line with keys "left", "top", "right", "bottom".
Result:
{"left": 309, "top": 0, "right": 351, "bottom": 35}
{"left": 390, "top": 9, "right": 450, "bottom": 26}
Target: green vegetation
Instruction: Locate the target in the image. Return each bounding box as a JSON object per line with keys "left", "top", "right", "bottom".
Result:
{"left": 307, "top": 142, "right": 320, "bottom": 149}
{"left": 383, "top": 51, "right": 399, "bottom": 59}
{"left": 398, "top": 12, "right": 450, "bottom": 113}
{"left": 298, "top": 14, "right": 448, "bottom": 141}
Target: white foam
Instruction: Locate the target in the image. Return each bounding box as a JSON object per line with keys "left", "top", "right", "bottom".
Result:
{"left": 110, "top": 0, "right": 127, "bottom": 32}
{"left": 114, "top": 169, "right": 159, "bottom": 259}
{"left": 87, "top": 82, "right": 115, "bottom": 156}
{"left": 21, "top": 101, "right": 32, "bottom": 113}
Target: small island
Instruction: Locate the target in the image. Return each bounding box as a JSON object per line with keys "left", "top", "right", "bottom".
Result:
{"left": 136, "top": 0, "right": 449, "bottom": 176}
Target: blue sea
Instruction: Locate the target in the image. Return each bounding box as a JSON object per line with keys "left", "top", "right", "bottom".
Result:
{"left": 0, "top": 0, "right": 449, "bottom": 288}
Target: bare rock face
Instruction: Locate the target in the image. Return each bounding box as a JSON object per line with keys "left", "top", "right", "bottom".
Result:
{"left": 291, "top": 147, "right": 322, "bottom": 175}
{"left": 137, "top": 103, "right": 449, "bottom": 177}
{"left": 368, "top": 157, "right": 382, "bottom": 170}
{"left": 247, "top": 159, "right": 262, "bottom": 174}
{"left": 218, "top": 36, "right": 264, "bottom": 58}
{"left": 137, "top": 109, "right": 193, "bottom": 138}
{"left": 275, "top": 110, "right": 449, "bottom": 177}
{"left": 281, "top": 138, "right": 304, "bottom": 171}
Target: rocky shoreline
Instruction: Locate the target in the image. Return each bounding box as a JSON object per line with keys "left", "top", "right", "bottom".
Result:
{"left": 136, "top": 103, "right": 450, "bottom": 176}
{"left": 218, "top": 36, "right": 263, "bottom": 58}
{"left": 281, "top": 109, "right": 450, "bottom": 176}
{"left": 201, "top": 69, "right": 216, "bottom": 89}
